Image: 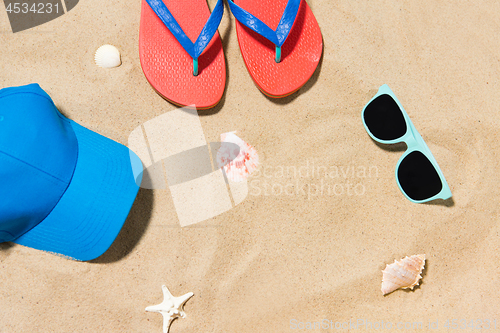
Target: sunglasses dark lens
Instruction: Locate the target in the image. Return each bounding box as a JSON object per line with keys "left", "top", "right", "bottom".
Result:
{"left": 398, "top": 151, "right": 442, "bottom": 201}
{"left": 364, "top": 94, "right": 407, "bottom": 141}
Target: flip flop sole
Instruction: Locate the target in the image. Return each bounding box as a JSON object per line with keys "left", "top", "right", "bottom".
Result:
{"left": 234, "top": 0, "right": 322, "bottom": 98}
{"left": 139, "top": 0, "right": 226, "bottom": 109}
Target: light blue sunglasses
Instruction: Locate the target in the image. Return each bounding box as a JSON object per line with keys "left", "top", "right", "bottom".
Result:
{"left": 362, "top": 84, "right": 452, "bottom": 203}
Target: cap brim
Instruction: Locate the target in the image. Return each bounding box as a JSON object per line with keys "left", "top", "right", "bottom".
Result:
{"left": 13, "top": 120, "right": 143, "bottom": 261}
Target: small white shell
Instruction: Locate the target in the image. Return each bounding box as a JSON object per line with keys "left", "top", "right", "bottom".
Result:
{"left": 216, "top": 132, "right": 259, "bottom": 182}
{"left": 381, "top": 254, "right": 426, "bottom": 295}
{"left": 95, "top": 44, "right": 121, "bottom": 68}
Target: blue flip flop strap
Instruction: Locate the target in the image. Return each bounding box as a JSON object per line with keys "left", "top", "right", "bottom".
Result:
{"left": 145, "top": 0, "right": 224, "bottom": 60}
{"left": 227, "top": 0, "right": 301, "bottom": 47}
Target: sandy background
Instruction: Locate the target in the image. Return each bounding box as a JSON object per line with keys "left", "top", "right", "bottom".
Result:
{"left": 1, "top": 0, "right": 500, "bottom": 332}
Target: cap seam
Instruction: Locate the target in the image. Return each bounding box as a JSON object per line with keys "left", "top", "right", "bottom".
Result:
{"left": 0, "top": 230, "right": 15, "bottom": 240}
{"left": 0, "top": 150, "right": 69, "bottom": 184}
{"left": 32, "top": 139, "right": 80, "bottom": 222}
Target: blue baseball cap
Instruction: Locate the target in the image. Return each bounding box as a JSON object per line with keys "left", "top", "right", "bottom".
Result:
{"left": 0, "top": 84, "right": 143, "bottom": 261}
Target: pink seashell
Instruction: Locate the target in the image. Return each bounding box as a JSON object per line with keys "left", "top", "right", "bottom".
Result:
{"left": 381, "top": 254, "right": 426, "bottom": 295}
{"left": 216, "top": 132, "right": 259, "bottom": 182}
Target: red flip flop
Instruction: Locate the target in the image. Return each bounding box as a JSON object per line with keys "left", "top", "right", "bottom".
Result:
{"left": 139, "top": 0, "right": 226, "bottom": 109}
{"left": 228, "top": 0, "right": 323, "bottom": 98}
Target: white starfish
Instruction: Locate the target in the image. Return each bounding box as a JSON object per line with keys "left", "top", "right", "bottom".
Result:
{"left": 146, "top": 285, "right": 194, "bottom": 333}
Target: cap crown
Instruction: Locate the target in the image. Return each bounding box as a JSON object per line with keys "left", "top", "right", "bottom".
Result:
{"left": 0, "top": 84, "right": 78, "bottom": 242}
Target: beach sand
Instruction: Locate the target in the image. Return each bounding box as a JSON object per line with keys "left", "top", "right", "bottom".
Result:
{"left": 1, "top": 0, "right": 500, "bottom": 332}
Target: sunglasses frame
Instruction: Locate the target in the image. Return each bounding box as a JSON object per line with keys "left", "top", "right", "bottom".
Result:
{"left": 362, "top": 84, "right": 452, "bottom": 203}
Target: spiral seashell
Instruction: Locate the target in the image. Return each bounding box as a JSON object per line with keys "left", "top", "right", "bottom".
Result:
{"left": 381, "top": 254, "right": 426, "bottom": 295}
{"left": 95, "top": 44, "right": 121, "bottom": 68}
{"left": 216, "top": 132, "right": 259, "bottom": 182}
